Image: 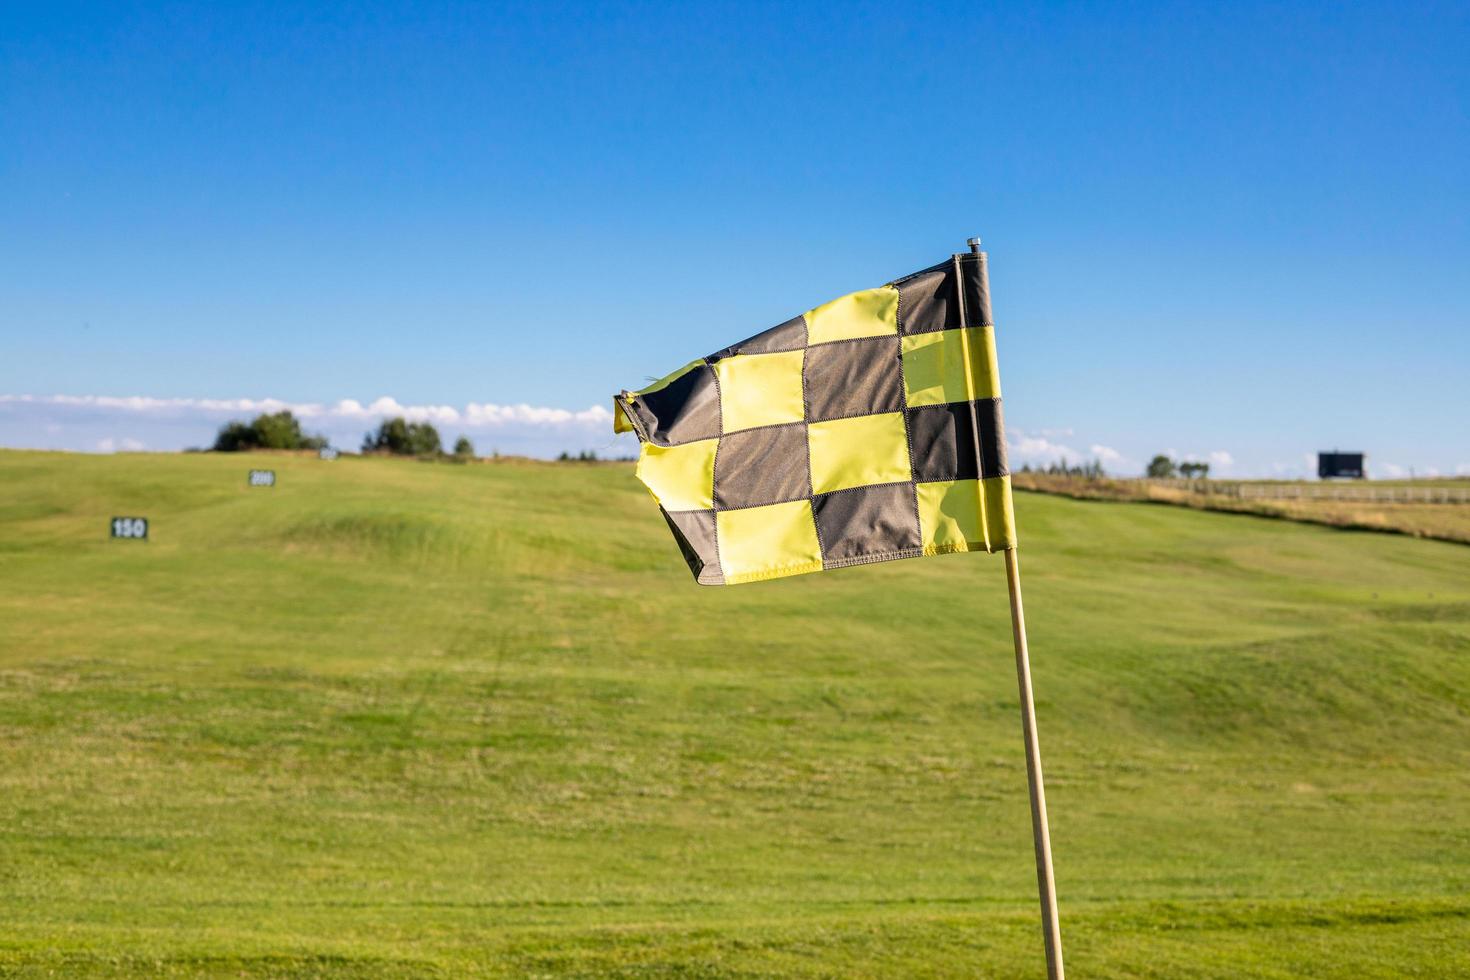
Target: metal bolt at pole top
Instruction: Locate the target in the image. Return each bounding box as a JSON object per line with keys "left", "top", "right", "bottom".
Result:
{"left": 967, "top": 236, "right": 982, "bottom": 254}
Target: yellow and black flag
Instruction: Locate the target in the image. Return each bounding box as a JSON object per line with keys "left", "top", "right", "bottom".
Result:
{"left": 614, "top": 249, "right": 1015, "bottom": 586}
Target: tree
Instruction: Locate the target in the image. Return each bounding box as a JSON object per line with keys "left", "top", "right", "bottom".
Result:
{"left": 252, "top": 410, "right": 307, "bottom": 450}
{"left": 453, "top": 436, "right": 475, "bottom": 459}
{"left": 213, "top": 421, "right": 254, "bottom": 452}
{"left": 1179, "top": 461, "right": 1211, "bottom": 480}
{"left": 213, "top": 411, "right": 327, "bottom": 452}
{"left": 1146, "top": 454, "right": 1177, "bottom": 479}
{"left": 362, "top": 417, "right": 442, "bottom": 456}
{"left": 1037, "top": 456, "right": 1106, "bottom": 479}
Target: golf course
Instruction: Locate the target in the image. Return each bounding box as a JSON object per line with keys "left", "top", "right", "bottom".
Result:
{"left": 2, "top": 448, "right": 1468, "bottom": 978}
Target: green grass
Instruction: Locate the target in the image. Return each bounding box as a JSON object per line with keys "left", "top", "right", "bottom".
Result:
{"left": 2, "top": 448, "right": 1468, "bottom": 978}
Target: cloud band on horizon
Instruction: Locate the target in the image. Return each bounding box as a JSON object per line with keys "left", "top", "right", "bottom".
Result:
{"left": 0, "top": 392, "right": 623, "bottom": 458}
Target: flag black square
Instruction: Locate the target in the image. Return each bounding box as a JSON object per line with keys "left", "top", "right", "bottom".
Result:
{"left": 812, "top": 482, "right": 921, "bottom": 564}
{"left": 803, "top": 336, "right": 903, "bottom": 423}
{"left": 713, "top": 423, "right": 811, "bottom": 510}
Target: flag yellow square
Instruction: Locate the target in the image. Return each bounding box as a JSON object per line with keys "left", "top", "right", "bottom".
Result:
{"left": 716, "top": 498, "right": 823, "bottom": 582}
{"left": 713, "top": 349, "right": 806, "bottom": 433}
{"left": 916, "top": 476, "right": 1015, "bottom": 553}
{"left": 807, "top": 412, "right": 911, "bottom": 494}
{"left": 900, "top": 326, "right": 1001, "bottom": 407}
{"left": 635, "top": 438, "right": 718, "bottom": 512}
{"left": 804, "top": 285, "right": 900, "bottom": 345}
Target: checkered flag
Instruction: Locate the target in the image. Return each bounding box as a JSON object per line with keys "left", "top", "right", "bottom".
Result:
{"left": 614, "top": 249, "right": 1014, "bottom": 585}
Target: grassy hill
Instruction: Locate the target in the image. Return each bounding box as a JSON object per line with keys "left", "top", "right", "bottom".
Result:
{"left": 1, "top": 448, "right": 1468, "bottom": 978}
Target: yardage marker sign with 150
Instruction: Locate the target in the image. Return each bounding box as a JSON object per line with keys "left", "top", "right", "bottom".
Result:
{"left": 110, "top": 517, "right": 148, "bottom": 540}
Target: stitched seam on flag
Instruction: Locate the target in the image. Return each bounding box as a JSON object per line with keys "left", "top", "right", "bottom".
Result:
{"left": 804, "top": 333, "right": 898, "bottom": 351}
{"left": 887, "top": 261, "right": 946, "bottom": 292}
{"left": 721, "top": 539, "right": 998, "bottom": 584}
{"left": 900, "top": 392, "right": 999, "bottom": 409}
{"left": 642, "top": 396, "right": 917, "bottom": 447}
{"left": 709, "top": 315, "right": 812, "bottom": 362}
{"left": 710, "top": 418, "right": 807, "bottom": 437}
{"left": 815, "top": 540, "right": 996, "bottom": 567}
{"left": 688, "top": 409, "right": 904, "bottom": 439}
{"left": 807, "top": 405, "right": 905, "bottom": 425}
{"left": 823, "top": 546, "right": 927, "bottom": 569}
{"left": 988, "top": 397, "right": 1008, "bottom": 479}
{"left": 797, "top": 332, "right": 827, "bottom": 561}
{"left": 954, "top": 256, "right": 992, "bottom": 550}
{"left": 702, "top": 468, "right": 878, "bottom": 514}
{"left": 615, "top": 392, "right": 650, "bottom": 442}
{"left": 709, "top": 341, "right": 804, "bottom": 361}
{"left": 707, "top": 365, "right": 726, "bottom": 575}
{"left": 899, "top": 406, "right": 922, "bottom": 517}
{"left": 707, "top": 495, "right": 812, "bottom": 513}
{"left": 798, "top": 325, "right": 812, "bottom": 425}
{"left": 677, "top": 471, "right": 910, "bottom": 512}
{"left": 707, "top": 487, "right": 811, "bottom": 513}
{"left": 723, "top": 559, "right": 827, "bottom": 585}
{"left": 895, "top": 280, "right": 925, "bottom": 548}
{"left": 810, "top": 479, "right": 913, "bottom": 501}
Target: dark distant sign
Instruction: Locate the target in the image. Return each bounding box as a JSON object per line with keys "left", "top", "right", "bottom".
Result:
{"left": 248, "top": 469, "right": 277, "bottom": 487}
{"left": 319, "top": 447, "right": 339, "bottom": 461}
{"left": 110, "top": 517, "right": 148, "bottom": 539}
{"left": 1318, "top": 452, "right": 1365, "bottom": 480}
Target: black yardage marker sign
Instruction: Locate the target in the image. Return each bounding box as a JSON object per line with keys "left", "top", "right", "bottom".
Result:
{"left": 248, "top": 469, "right": 277, "bottom": 487}
{"left": 111, "top": 517, "right": 149, "bottom": 539}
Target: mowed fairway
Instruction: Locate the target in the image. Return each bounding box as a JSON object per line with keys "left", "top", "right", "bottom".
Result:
{"left": 2, "top": 449, "right": 1469, "bottom": 978}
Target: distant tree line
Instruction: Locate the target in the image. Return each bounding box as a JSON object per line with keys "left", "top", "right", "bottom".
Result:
{"left": 554, "top": 450, "right": 638, "bottom": 463}
{"left": 212, "top": 411, "right": 479, "bottom": 461}
{"left": 213, "top": 411, "right": 328, "bottom": 452}
{"left": 362, "top": 418, "right": 477, "bottom": 460}
{"left": 362, "top": 417, "right": 441, "bottom": 456}
{"left": 1013, "top": 452, "right": 1214, "bottom": 480}
{"left": 1017, "top": 457, "right": 1106, "bottom": 479}
{"left": 1147, "top": 454, "right": 1210, "bottom": 480}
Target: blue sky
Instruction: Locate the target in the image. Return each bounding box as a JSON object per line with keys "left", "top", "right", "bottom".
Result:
{"left": 2, "top": 1, "right": 1467, "bottom": 474}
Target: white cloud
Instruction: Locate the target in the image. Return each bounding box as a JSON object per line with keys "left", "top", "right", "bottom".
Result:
{"left": 1009, "top": 431, "right": 1082, "bottom": 466}
{"left": 463, "top": 402, "right": 611, "bottom": 426}
{"left": 0, "top": 392, "right": 624, "bottom": 458}
{"left": 1007, "top": 429, "right": 1134, "bottom": 472}
{"left": 1165, "top": 449, "right": 1234, "bottom": 474}
{"left": 96, "top": 437, "right": 146, "bottom": 453}
{"left": 1458, "top": 464, "right": 1470, "bottom": 476}
{"left": 2, "top": 393, "right": 313, "bottom": 416}
{"left": 1377, "top": 462, "right": 1407, "bottom": 478}
{"left": 0, "top": 393, "right": 611, "bottom": 431}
